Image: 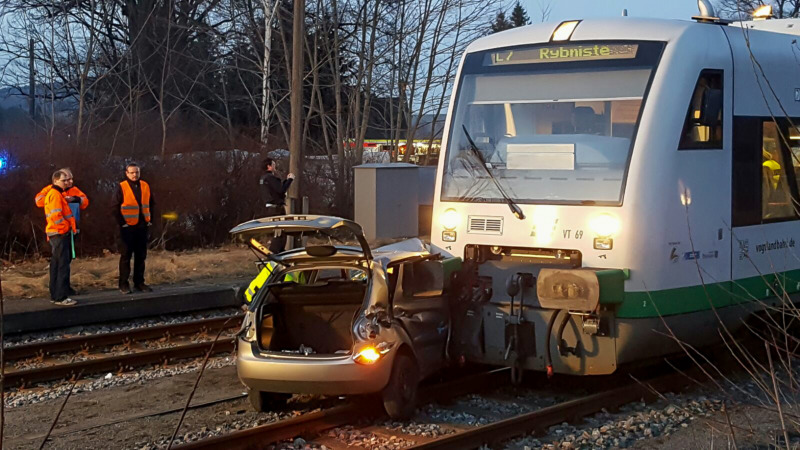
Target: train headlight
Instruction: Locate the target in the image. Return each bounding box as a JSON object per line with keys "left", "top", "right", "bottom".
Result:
{"left": 551, "top": 20, "right": 581, "bottom": 42}
{"left": 753, "top": 4, "right": 772, "bottom": 19}
{"left": 440, "top": 209, "right": 460, "bottom": 230}
{"left": 589, "top": 214, "right": 620, "bottom": 238}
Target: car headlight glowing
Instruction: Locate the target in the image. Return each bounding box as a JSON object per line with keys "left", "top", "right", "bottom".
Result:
{"left": 589, "top": 214, "right": 620, "bottom": 238}
{"left": 440, "top": 209, "right": 460, "bottom": 230}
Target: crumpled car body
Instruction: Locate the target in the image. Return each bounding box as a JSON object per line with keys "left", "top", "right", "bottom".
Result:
{"left": 232, "top": 215, "right": 457, "bottom": 418}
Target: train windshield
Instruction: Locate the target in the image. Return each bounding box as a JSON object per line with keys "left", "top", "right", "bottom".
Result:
{"left": 441, "top": 41, "right": 664, "bottom": 205}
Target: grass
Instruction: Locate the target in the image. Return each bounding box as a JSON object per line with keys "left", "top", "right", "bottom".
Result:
{"left": 0, "top": 245, "right": 256, "bottom": 299}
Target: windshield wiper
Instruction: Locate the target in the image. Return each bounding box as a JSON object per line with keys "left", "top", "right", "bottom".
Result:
{"left": 462, "top": 125, "right": 525, "bottom": 220}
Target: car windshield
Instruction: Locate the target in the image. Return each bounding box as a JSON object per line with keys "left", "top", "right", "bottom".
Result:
{"left": 441, "top": 41, "right": 664, "bottom": 205}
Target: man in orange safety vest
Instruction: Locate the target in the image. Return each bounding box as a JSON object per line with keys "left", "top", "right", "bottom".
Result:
{"left": 112, "top": 162, "right": 156, "bottom": 294}
{"left": 35, "top": 167, "right": 89, "bottom": 297}
{"left": 35, "top": 167, "right": 90, "bottom": 223}
{"left": 42, "top": 170, "right": 78, "bottom": 306}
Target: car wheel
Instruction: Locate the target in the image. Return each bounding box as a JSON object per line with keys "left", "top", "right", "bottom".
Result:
{"left": 381, "top": 353, "right": 419, "bottom": 419}
{"left": 247, "top": 389, "right": 290, "bottom": 412}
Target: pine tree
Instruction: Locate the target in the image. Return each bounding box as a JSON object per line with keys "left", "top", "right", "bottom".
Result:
{"left": 490, "top": 11, "right": 514, "bottom": 33}
{"left": 510, "top": 2, "right": 530, "bottom": 27}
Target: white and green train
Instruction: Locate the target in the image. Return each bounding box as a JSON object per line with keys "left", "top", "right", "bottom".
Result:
{"left": 432, "top": 6, "right": 800, "bottom": 376}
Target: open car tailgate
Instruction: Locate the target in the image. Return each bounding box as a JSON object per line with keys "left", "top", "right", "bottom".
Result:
{"left": 230, "top": 215, "right": 373, "bottom": 261}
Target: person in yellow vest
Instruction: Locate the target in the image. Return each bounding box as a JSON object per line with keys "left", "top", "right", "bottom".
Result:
{"left": 112, "top": 162, "right": 155, "bottom": 294}
{"left": 244, "top": 263, "right": 276, "bottom": 303}
{"left": 762, "top": 150, "right": 782, "bottom": 191}
{"left": 243, "top": 263, "right": 308, "bottom": 303}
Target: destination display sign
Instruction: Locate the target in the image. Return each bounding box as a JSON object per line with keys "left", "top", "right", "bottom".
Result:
{"left": 485, "top": 43, "right": 639, "bottom": 66}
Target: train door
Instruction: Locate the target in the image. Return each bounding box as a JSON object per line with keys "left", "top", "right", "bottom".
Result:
{"left": 671, "top": 67, "right": 734, "bottom": 308}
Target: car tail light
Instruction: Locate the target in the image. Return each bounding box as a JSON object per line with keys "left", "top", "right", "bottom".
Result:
{"left": 353, "top": 343, "right": 390, "bottom": 365}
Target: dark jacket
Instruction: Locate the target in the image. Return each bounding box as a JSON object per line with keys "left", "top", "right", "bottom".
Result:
{"left": 112, "top": 179, "right": 156, "bottom": 227}
{"left": 259, "top": 172, "right": 293, "bottom": 206}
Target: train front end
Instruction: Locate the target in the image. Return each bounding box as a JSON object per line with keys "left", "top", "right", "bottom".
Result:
{"left": 432, "top": 22, "right": 670, "bottom": 376}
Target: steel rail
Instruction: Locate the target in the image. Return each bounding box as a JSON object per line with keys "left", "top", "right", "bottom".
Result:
{"left": 408, "top": 370, "right": 698, "bottom": 449}
{"left": 176, "top": 366, "right": 702, "bottom": 450}
{"left": 177, "top": 403, "right": 366, "bottom": 450}
{"left": 175, "top": 368, "right": 511, "bottom": 450}
{"left": 4, "top": 338, "right": 236, "bottom": 388}
{"left": 5, "top": 314, "right": 243, "bottom": 361}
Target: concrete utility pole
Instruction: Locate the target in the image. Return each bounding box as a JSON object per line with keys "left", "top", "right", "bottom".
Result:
{"left": 29, "top": 38, "right": 35, "bottom": 119}
{"left": 260, "top": 0, "right": 276, "bottom": 149}
{"left": 288, "top": 0, "right": 305, "bottom": 208}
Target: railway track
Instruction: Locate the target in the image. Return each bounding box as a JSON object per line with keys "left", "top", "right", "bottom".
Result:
{"left": 175, "top": 368, "right": 511, "bottom": 449}
{"left": 408, "top": 370, "right": 694, "bottom": 449}
{"left": 174, "top": 366, "right": 702, "bottom": 450}
{"left": 3, "top": 314, "right": 243, "bottom": 389}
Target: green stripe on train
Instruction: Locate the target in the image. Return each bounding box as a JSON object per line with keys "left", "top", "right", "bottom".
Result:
{"left": 612, "top": 269, "right": 800, "bottom": 318}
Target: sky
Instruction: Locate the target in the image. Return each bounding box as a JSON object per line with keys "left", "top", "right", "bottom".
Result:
{"left": 523, "top": 0, "right": 701, "bottom": 23}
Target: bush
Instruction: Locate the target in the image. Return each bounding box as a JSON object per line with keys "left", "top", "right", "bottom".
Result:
{"left": 0, "top": 121, "right": 341, "bottom": 261}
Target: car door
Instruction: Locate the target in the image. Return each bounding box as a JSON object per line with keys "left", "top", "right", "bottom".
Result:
{"left": 391, "top": 259, "right": 450, "bottom": 374}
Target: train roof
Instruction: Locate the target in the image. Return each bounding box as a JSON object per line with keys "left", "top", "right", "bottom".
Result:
{"left": 465, "top": 17, "right": 800, "bottom": 53}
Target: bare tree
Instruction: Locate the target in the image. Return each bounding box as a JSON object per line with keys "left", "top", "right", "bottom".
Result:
{"left": 0, "top": 0, "right": 499, "bottom": 216}
{"left": 396, "top": 0, "right": 494, "bottom": 163}
{"left": 715, "top": 0, "right": 800, "bottom": 18}
{"left": 535, "top": 0, "right": 554, "bottom": 22}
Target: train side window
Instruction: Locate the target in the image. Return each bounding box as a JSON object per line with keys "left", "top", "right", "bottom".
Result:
{"left": 789, "top": 125, "right": 800, "bottom": 200}
{"left": 678, "top": 70, "right": 723, "bottom": 150}
{"left": 761, "top": 121, "right": 796, "bottom": 220}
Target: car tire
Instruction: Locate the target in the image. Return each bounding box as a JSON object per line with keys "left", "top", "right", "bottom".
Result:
{"left": 381, "top": 353, "right": 419, "bottom": 419}
{"left": 247, "top": 389, "right": 290, "bottom": 412}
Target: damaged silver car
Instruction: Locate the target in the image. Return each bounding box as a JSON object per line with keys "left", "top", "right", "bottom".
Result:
{"left": 232, "top": 215, "right": 460, "bottom": 418}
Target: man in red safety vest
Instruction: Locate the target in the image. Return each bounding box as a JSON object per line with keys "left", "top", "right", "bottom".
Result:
{"left": 112, "top": 162, "right": 155, "bottom": 294}
{"left": 42, "top": 170, "right": 78, "bottom": 306}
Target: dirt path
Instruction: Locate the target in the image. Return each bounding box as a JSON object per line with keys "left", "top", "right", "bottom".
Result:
{"left": 1, "top": 245, "right": 256, "bottom": 299}
{"left": 6, "top": 365, "right": 252, "bottom": 449}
